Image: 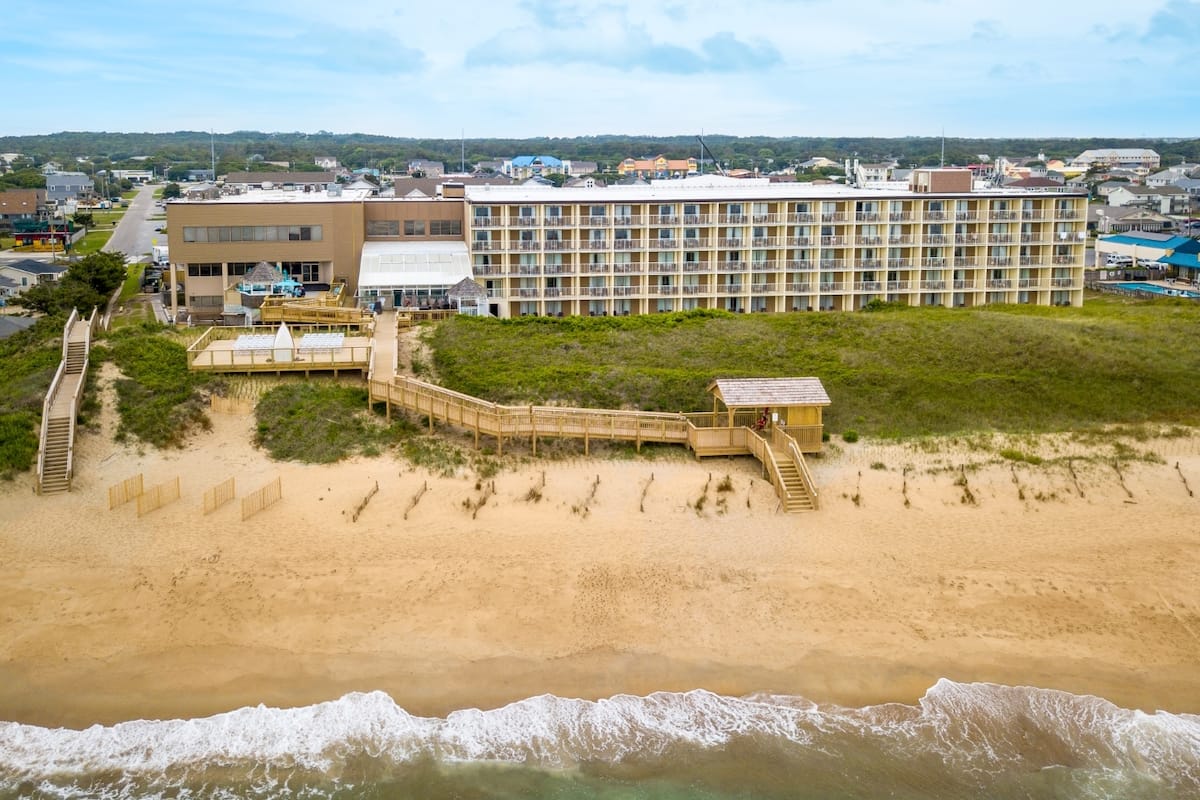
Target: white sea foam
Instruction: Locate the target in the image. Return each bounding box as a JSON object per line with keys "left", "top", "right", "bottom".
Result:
{"left": 1, "top": 681, "right": 1198, "bottom": 797}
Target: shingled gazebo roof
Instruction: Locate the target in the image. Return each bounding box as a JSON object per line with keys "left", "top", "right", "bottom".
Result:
{"left": 708, "top": 377, "right": 830, "bottom": 408}
{"left": 447, "top": 277, "right": 487, "bottom": 299}
{"left": 243, "top": 261, "right": 285, "bottom": 283}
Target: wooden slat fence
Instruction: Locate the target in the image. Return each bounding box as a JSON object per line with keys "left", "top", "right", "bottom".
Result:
{"left": 108, "top": 473, "right": 145, "bottom": 509}
{"left": 136, "top": 476, "right": 181, "bottom": 517}
{"left": 242, "top": 476, "right": 282, "bottom": 521}
{"left": 203, "top": 477, "right": 236, "bottom": 515}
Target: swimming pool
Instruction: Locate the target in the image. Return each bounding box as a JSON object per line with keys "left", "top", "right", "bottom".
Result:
{"left": 1113, "top": 282, "right": 1200, "bottom": 298}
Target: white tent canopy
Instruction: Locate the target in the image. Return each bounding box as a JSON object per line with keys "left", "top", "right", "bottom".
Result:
{"left": 357, "top": 241, "right": 472, "bottom": 292}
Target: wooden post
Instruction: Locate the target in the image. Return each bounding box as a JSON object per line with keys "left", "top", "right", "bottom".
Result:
{"left": 428, "top": 392, "right": 434, "bottom": 433}
{"left": 530, "top": 405, "right": 537, "bottom": 456}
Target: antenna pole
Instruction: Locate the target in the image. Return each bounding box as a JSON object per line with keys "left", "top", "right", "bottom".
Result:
{"left": 940, "top": 128, "right": 945, "bottom": 168}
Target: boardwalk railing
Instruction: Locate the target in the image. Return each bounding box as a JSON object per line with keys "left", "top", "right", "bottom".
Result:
{"left": 37, "top": 307, "right": 98, "bottom": 494}
{"left": 369, "top": 374, "right": 820, "bottom": 511}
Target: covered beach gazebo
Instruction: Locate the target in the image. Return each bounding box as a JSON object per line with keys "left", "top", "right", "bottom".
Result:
{"left": 706, "top": 377, "right": 831, "bottom": 453}
{"left": 447, "top": 276, "right": 489, "bottom": 316}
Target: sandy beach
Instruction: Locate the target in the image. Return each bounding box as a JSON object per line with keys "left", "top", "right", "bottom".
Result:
{"left": 2, "top": 373, "right": 1199, "bottom": 730}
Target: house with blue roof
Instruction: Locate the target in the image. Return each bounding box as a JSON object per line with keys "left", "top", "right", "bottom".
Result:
{"left": 1096, "top": 232, "right": 1200, "bottom": 279}
{"left": 502, "top": 155, "right": 564, "bottom": 180}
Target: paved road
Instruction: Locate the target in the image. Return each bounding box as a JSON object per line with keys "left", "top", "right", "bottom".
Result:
{"left": 103, "top": 184, "right": 163, "bottom": 263}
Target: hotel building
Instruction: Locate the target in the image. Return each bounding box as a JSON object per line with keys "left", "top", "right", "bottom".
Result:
{"left": 166, "top": 170, "right": 1088, "bottom": 320}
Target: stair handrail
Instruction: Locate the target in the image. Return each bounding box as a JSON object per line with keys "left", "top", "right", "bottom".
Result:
{"left": 786, "top": 438, "right": 820, "bottom": 510}
{"left": 36, "top": 308, "right": 80, "bottom": 493}
{"left": 746, "top": 428, "right": 788, "bottom": 501}
{"left": 64, "top": 309, "right": 99, "bottom": 485}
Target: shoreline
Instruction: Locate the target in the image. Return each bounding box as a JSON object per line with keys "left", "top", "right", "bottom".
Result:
{"left": 2, "top": 401, "right": 1199, "bottom": 729}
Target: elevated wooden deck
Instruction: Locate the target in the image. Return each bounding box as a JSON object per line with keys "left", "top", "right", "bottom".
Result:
{"left": 186, "top": 323, "right": 373, "bottom": 376}
{"left": 368, "top": 374, "right": 822, "bottom": 512}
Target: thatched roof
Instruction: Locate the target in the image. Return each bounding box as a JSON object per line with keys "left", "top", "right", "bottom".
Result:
{"left": 244, "top": 261, "right": 284, "bottom": 283}
{"left": 447, "top": 277, "right": 487, "bottom": 299}
{"left": 708, "top": 378, "right": 830, "bottom": 408}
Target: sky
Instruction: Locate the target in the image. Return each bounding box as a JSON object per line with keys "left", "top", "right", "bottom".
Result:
{"left": 2, "top": 0, "right": 1197, "bottom": 139}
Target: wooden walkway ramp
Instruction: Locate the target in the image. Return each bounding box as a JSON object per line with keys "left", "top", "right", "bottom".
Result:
{"left": 38, "top": 308, "right": 98, "bottom": 494}
{"left": 368, "top": 374, "right": 820, "bottom": 512}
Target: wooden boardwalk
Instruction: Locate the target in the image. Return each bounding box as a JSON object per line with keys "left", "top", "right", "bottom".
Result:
{"left": 368, "top": 371, "right": 821, "bottom": 512}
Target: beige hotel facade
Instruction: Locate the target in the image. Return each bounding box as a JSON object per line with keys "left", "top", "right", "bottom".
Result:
{"left": 167, "top": 171, "right": 1088, "bottom": 320}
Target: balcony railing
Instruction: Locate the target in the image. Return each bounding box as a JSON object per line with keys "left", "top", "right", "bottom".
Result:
{"left": 473, "top": 217, "right": 501, "bottom": 227}
{"left": 683, "top": 238, "right": 705, "bottom": 248}
{"left": 649, "top": 285, "right": 679, "bottom": 295}
{"left": 789, "top": 212, "right": 817, "bottom": 223}
{"left": 1019, "top": 256, "right": 1036, "bottom": 266}
{"left": 613, "top": 286, "right": 637, "bottom": 296}
{"left": 952, "top": 258, "right": 976, "bottom": 267}
{"left": 1021, "top": 212, "right": 1046, "bottom": 221}
{"left": 857, "top": 258, "right": 882, "bottom": 268}
{"left": 517, "top": 288, "right": 540, "bottom": 298}
{"left": 955, "top": 212, "right": 977, "bottom": 221}
{"left": 543, "top": 287, "right": 564, "bottom": 298}
{"left": 925, "top": 211, "right": 949, "bottom": 221}
{"left": 545, "top": 216, "right": 572, "bottom": 227}
{"left": 820, "top": 236, "right": 846, "bottom": 246}
{"left": 683, "top": 263, "right": 707, "bottom": 272}
{"left": 613, "top": 263, "right": 642, "bottom": 274}
{"left": 586, "top": 287, "right": 609, "bottom": 297}
{"left": 1052, "top": 256, "right": 1074, "bottom": 265}
{"left": 821, "top": 212, "right": 846, "bottom": 222}
{"left": 990, "top": 210, "right": 1017, "bottom": 220}
{"left": 819, "top": 259, "right": 845, "bottom": 270}
{"left": 1020, "top": 234, "right": 1041, "bottom": 243}
{"left": 682, "top": 285, "right": 704, "bottom": 295}
{"left": 925, "top": 234, "right": 951, "bottom": 245}
{"left": 857, "top": 235, "right": 883, "bottom": 245}
{"left": 514, "top": 217, "right": 538, "bottom": 227}
{"left": 544, "top": 264, "right": 569, "bottom": 275}
{"left": 1017, "top": 279, "right": 1041, "bottom": 289}
{"left": 719, "top": 214, "right": 747, "bottom": 224}
{"left": 472, "top": 241, "right": 503, "bottom": 251}
{"left": 818, "top": 282, "right": 844, "bottom": 291}
{"left": 516, "top": 240, "right": 541, "bottom": 251}
{"left": 888, "top": 236, "right": 913, "bottom": 245}
{"left": 585, "top": 216, "right": 609, "bottom": 226}
{"left": 855, "top": 212, "right": 881, "bottom": 222}
{"left": 955, "top": 234, "right": 982, "bottom": 244}
{"left": 514, "top": 265, "right": 540, "bottom": 275}
{"left": 987, "top": 257, "right": 1012, "bottom": 266}
{"left": 988, "top": 234, "right": 1014, "bottom": 244}
{"left": 717, "top": 284, "right": 744, "bottom": 294}
{"left": 585, "top": 262, "right": 610, "bottom": 273}
{"left": 953, "top": 280, "right": 975, "bottom": 289}
{"left": 789, "top": 236, "right": 812, "bottom": 246}
{"left": 650, "top": 215, "right": 677, "bottom": 225}
{"left": 473, "top": 265, "right": 503, "bottom": 276}
{"left": 752, "top": 214, "right": 780, "bottom": 223}
{"left": 683, "top": 214, "right": 710, "bottom": 224}
{"left": 889, "top": 212, "right": 913, "bottom": 221}
{"left": 920, "top": 280, "right": 947, "bottom": 290}
{"left": 887, "top": 280, "right": 911, "bottom": 290}
{"left": 719, "top": 261, "right": 748, "bottom": 271}
{"left": 1056, "top": 209, "right": 1079, "bottom": 219}
{"left": 987, "top": 279, "right": 1012, "bottom": 289}
{"left": 544, "top": 240, "right": 569, "bottom": 251}
{"left": 787, "top": 259, "right": 816, "bottom": 271}
{"left": 648, "top": 263, "right": 679, "bottom": 273}
{"left": 613, "top": 216, "right": 640, "bottom": 226}
{"left": 786, "top": 282, "right": 813, "bottom": 293}
{"left": 854, "top": 281, "right": 883, "bottom": 291}
{"left": 486, "top": 288, "right": 505, "bottom": 298}
{"left": 1051, "top": 277, "right": 1075, "bottom": 287}
{"left": 752, "top": 237, "right": 778, "bottom": 247}
{"left": 750, "top": 283, "right": 773, "bottom": 293}
{"left": 582, "top": 240, "right": 608, "bottom": 250}
{"left": 887, "top": 258, "right": 912, "bottom": 268}
{"left": 614, "top": 239, "right": 642, "bottom": 250}
{"left": 922, "top": 258, "right": 947, "bottom": 267}
{"left": 719, "top": 238, "right": 745, "bottom": 248}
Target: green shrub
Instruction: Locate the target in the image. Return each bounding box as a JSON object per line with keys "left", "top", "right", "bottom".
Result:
{"left": 842, "top": 430, "right": 859, "bottom": 443}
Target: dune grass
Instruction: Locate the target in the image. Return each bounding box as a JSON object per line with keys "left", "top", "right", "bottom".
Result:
{"left": 0, "top": 316, "right": 65, "bottom": 477}
{"left": 428, "top": 296, "right": 1200, "bottom": 438}
{"left": 254, "top": 381, "right": 415, "bottom": 463}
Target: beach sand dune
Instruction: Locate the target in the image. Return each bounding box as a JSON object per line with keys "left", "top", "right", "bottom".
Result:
{"left": 1, "top": 398, "right": 1198, "bottom": 728}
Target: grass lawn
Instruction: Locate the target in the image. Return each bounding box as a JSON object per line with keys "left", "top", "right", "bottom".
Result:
{"left": 70, "top": 230, "right": 114, "bottom": 256}
{"left": 428, "top": 296, "right": 1200, "bottom": 439}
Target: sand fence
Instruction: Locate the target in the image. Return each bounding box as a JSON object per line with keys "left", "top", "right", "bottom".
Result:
{"left": 136, "top": 477, "right": 181, "bottom": 518}
{"left": 107, "top": 473, "right": 145, "bottom": 510}
{"left": 242, "top": 476, "right": 282, "bottom": 521}
{"left": 203, "top": 477, "right": 237, "bottom": 515}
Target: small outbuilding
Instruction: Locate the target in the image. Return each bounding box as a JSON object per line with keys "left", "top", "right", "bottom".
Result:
{"left": 706, "top": 377, "right": 831, "bottom": 452}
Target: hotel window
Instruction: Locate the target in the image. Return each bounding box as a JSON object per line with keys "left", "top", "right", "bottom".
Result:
{"left": 404, "top": 220, "right": 426, "bottom": 236}
{"left": 590, "top": 205, "right": 606, "bottom": 219}
{"left": 186, "top": 263, "right": 221, "bottom": 277}
{"left": 227, "top": 262, "right": 256, "bottom": 276}
{"left": 367, "top": 220, "right": 400, "bottom": 237}
{"left": 547, "top": 206, "right": 562, "bottom": 219}
{"left": 283, "top": 262, "right": 321, "bottom": 282}
{"left": 684, "top": 204, "right": 700, "bottom": 222}
{"left": 430, "top": 219, "right": 461, "bottom": 236}
{"left": 658, "top": 228, "right": 674, "bottom": 241}
{"left": 519, "top": 206, "right": 535, "bottom": 219}
{"left": 657, "top": 204, "right": 674, "bottom": 218}
{"left": 474, "top": 207, "right": 491, "bottom": 219}
{"left": 545, "top": 229, "right": 561, "bottom": 242}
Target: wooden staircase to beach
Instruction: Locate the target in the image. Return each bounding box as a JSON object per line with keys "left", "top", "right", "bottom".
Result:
{"left": 37, "top": 310, "right": 96, "bottom": 495}
{"left": 772, "top": 446, "right": 817, "bottom": 512}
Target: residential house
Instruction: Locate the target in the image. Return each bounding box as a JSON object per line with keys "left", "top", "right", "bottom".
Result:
{"left": 1088, "top": 205, "right": 1173, "bottom": 234}
{"left": 0, "top": 188, "right": 48, "bottom": 230}
{"left": 1094, "top": 232, "right": 1199, "bottom": 268}
{"left": 565, "top": 160, "right": 597, "bottom": 177}
{"left": 1145, "top": 164, "right": 1199, "bottom": 187}
{"left": 0, "top": 259, "right": 69, "bottom": 290}
{"left": 45, "top": 172, "right": 94, "bottom": 205}
{"left": 503, "top": 156, "right": 565, "bottom": 180}
{"left": 617, "top": 155, "right": 698, "bottom": 179}
{"left": 314, "top": 156, "right": 340, "bottom": 170}
{"left": 797, "top": 157, "right": 839, "bottom": 171}
{"left": 1107, "top": 184, "right": 1190, "bottom": 214}
{"left": 409, "top": 159, "right": 445, "bottom": 177}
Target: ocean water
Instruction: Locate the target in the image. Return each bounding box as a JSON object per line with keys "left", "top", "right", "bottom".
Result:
{"left": 1, "top": 679, "right": 1198, "bottom": 799}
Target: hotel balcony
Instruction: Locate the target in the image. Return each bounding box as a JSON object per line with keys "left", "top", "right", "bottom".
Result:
{"left": 991, "top": 210, "right": 1017, "bottom": 220}
{"left": 887, "top": 258, "right": 912, "bottom": 268}
{"left": 1017, "top": 278, "right": 1041, "bottom": 289}
{"left": 683, "top": 238, "right": 705, "bottom": 248}
{"left": 787, "top": 259, "right": 816, "bottom": 271}
{"left": 717, "top": 284, "right": 744, "bottom": 294}
{"left": 888, "top": 236, "right": 913, "bottom": 245}
{"left": 821, "top": 212, "right": 846, "bottom": 222}
{"left": 585, "top": 262, "right": 610, "bottom": 273}
{"left": 887, "top": 280, "right": 911, "bottom": 291}
{"left": 516, "top": 240, "right": 541, "bottom": 251}
{"left": 473, "top": 265, "right": 503, "bottom": 276}
{"left": 544, "top": 287, "right": 565, "bottom": 298}
{"left": 719, "top": 214, "right": 747, "bottom": 224}
{"left": 786, "top": 282, "right": 813, "bottom": 293}
{"left": 545, "top": 216, "right": 572, "bottom": 227}
{"left": 719, "top": 238, "right": 745, "bottom": 248}
{"left": 473, "top": 217, "right": 502, "bottom": 227}
{"left": 751, "top": 261, "right": 775, "bottom": 272}
{"left": 613, "top": 263, "right": 643, "bottom": 274}
{"left": 889, "top": 211, "right": 914, "bottom": 221}
{"left": 925, "top": 234, "right": 951, "bottom": 245}
{"left": 1019, "top": 256, "right": 1037, "bottom": 266}
{"left": 544, "top": 264, "right": 570, "bottom": 275}
{"left": 582, "top": 240, "right": 609, "bottom": 251}
{"left": 987, "top": 279, "right": 1013, "bottom": 289}
{"left": 514, "top": 265, "right": 541, "bottom": 275}
{"left": 752, "top": 237, "right": 778, "bottom": 247}
{"left": 648, "top": 263, "right": 679, "bottom": 274}
{"left": 683, "top": 214, "right": 711, "bottom": 225}
{"left": 819, "top": 259, "right": 845, "bottom": 269}
{"left": 857, "top": 258, "right": 882, "bottom": 268}
{"left": 586, "top": 287, "right": 610, "bottom": 297}
{"left": 517, "top": 288, "right": 541, "bottom": 298}
{"left": 955, "top": 234, "right": 982, "bottom": 244}
{"left": 1051, "top": 277, "right": 1076, "bottom": 287}
{"left": 856, "top": 235, "right": 883, "bottom": 246}
{"left": 719, "top": 261, "right": 749, "bottom": 272}
{"left": 818, "top": 282, "right": 844, "bottom": 292}
{"left": 953, "top": 280, "right": 975, "bottom": 289}
{"left": 613, "top": 216, "right": 642, "bottom": 226}
{"left": 952, "top": 258, "right": 977, "bottom": 268}
{"left": 682, "top": 285, "right": 705, "bottom": 295}
{"left": 1056, "top": 209, "right": 1080, "bottom": 219}
{"left": 486, "top": 288, "right": 505, "bottom": 298}
{"left": 820, "top": 236, "right": 846, "bottom": 246}
{"left": 1019, "top": 234, "right": 1042, "bottom": 243}
{"left": 854, "top": 281, "right": 883, "bottom": 291}
{"left": 789, "top": 236, "right": 812, "bottom": 247}
{"left": 544, "top": 240, "right": 570, "bottom": 251}
{"left": 614, "top": 239, "right": 643, "bottom": 250}
{"left": 955, "top": 212, "right": 978, "bottom": 221}
{"left": 585, "top": 216, "right": 609, "bottom": 226}
{"left": 750, "top": 283, "right": 774, "bottom": 293}
{"left": 925, "top": 211, "right": 949, "bottom": 221}
{"left": 683, "top": 262, "right": 708, "bottom": 272}
{"left": 1021, "top": 212, "right": 1046, "bottom": 221}
{"left": 514, "top": 217, "right": 539, "bottom": 227}
{"left": 1052, "top": 256, "right": 1075, "bottom": 265}
{"left": 613, "top": 286, "right": 637, "bottom": 296}
{"left": 648, "top": 285, "right": 679, "bottom": 295}
{"left": 987, "top": 257, "right": 1013, "bottom": 266}
{"left": 648, "top": 238, "right": 677, "bottom": 250}
{"left": 472, "top": 241, "right": 504, "bottom": 252}
{"left": 855, "top": 212, "right": 881, "bottom": 222}
{"left": 650, "top": 215, "right": 677, "bottom": 225}
{"left": 789, "top": 212, "right": 817, "bottom": 223}
{"left": 922, "top": 257, "right": 947, "bottom": 268}
{"left": 988, "top": 234, "right": 1014, "bottom": 244}
{"left": 920, "top": 280, "right": 947, "bottom": 290}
